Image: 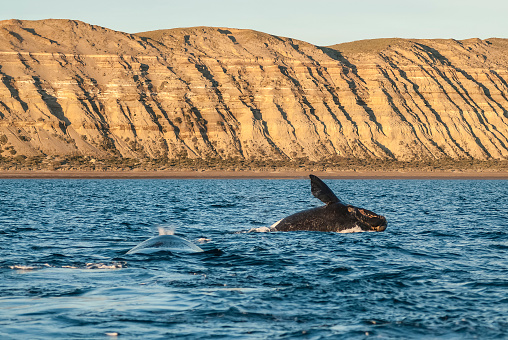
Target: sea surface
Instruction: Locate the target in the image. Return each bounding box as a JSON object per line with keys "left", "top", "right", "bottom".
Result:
{"left": 0, "top": 178, "right": 507, "bottom": 339}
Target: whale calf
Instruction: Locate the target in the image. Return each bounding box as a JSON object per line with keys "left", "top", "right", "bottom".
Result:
{"left": 268, "top": 175, "right": 387, "bottom": 233}
{"left": 126, "top": 227, "right": 204, "bottom": 254}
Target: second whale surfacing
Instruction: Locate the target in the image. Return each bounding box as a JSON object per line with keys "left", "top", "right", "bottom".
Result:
{"left": 126, "top": 227, "right": 204, "bottom": 254}
{"left": 268, "top": 175, "right": 387, "bottom": 233}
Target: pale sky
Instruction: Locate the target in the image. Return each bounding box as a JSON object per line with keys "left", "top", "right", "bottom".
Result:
{"left": 1, "top": 0, "right": 507, "bottom": 46}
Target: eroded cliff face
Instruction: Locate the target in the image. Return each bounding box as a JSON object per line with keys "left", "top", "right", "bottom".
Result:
{"left": 0, "top": 19, "right": 507, "bottom": 162}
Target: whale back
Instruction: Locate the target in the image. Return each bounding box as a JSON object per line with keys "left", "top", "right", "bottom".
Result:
{"left": 126, "top": 228, "right": 204, "bottom": 254}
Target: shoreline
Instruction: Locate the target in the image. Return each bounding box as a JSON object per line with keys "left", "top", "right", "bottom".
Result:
{"left": 1, "top": 169, "right": 508, "bottom": 179}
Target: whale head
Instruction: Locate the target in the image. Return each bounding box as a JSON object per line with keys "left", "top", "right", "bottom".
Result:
{"left": 310, "top": 174, "right": 387, "bottom": 232}
{"left": 346, "top": 205, "right": 387, "bottom": 232}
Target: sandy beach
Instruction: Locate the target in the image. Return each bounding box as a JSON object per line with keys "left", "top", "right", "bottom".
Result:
{"left": 1, "top": 169, "right": 508, "bottom": 179}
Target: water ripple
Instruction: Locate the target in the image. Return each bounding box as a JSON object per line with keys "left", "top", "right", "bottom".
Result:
{"left": 0, "top": 179, "right": 507, "bottom": 338}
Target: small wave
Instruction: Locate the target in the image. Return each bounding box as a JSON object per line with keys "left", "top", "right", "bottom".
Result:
{"left": 105, "top": 332, "right": 120, "bottom": 337}
{"left": 8, "top": 262, "right": 125, "bottom": 270}
{"left": 8, "top": 263, "right": 52, "bottom": 270}
{"left": 210, "top": 203, "right": 237, "bottom": 208}
{"left": 85, "top": 262, "right": 125, "bottom": 269}
{"left": 9, "top": 265, "right": 37, "bottom": 270}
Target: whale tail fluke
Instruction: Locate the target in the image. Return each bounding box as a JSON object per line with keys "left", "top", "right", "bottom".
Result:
{"left": 309, "top": 175, "right": 341, "bottom": 205}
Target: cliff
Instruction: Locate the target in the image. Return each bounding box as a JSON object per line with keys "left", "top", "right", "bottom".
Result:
{"left": 1, "top": 19, "right": 508, "bottom": 165}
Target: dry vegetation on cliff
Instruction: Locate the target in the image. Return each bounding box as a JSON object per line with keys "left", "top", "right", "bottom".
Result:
{"left": 1, "top": 19, "right": 508, "bottom": 171}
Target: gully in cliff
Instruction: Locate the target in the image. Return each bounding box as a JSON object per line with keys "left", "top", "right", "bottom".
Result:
{"left": 253, "top": 175, "right": 387, "bottom": 233}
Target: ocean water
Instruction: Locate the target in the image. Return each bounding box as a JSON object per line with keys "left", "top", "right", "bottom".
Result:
{"left": 0, "top": 178, "right": 507, "bottom": 339}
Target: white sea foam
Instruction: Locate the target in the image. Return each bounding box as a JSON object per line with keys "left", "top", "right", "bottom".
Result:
{"left": 9, "top": 265, "right": 36, "bottom": 270}
{"left": 246, "top": 219, "right": 282, "bottom": 233}
{"left": 269, "top": 219, "right": 282, "bottom": 230}
{"left": 247, "top": 226, "right": 272, "bottom": 233}
{"left": 338, "top": 225, "right": 367, "bottom": 233}
{"left": 85, "top": 262, "right": 125, "bottom": 269}
{"left": 10, "top": 262, "right": 125, "bottom": 270}
{"left": 105, "top": 332, "right": 119, "bottom": 337}
{"left": 157, "top": 226, "right": 176, "bottom": 235}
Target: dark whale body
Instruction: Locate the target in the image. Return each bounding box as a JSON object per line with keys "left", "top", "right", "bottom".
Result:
{"left": 271, "top": 175, "right": 387, "bottom": 233}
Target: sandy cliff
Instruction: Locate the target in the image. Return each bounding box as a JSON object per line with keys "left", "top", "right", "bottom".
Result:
{"left": 0, "top": 19, "right": 507, "bottom": 163}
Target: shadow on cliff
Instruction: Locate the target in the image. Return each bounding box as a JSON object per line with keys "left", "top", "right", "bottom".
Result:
{"left": 0, "top": 66, "right": 28, "bottom": 115}
{"left": 318, "top": 46, "right": 385, "bottom": 135}
{"left": 32, "top": 76, "right": 70, "bottom": 134}
{"left": 413, "top": 43, "right": 508, "bottom": 156}
{"left": 318, "top": 46, "right": 368, "bottom": 80}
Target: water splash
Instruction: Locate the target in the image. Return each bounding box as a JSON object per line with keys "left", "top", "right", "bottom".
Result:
{"left": 157, "top": 226, "right": 175, "bottom": 235}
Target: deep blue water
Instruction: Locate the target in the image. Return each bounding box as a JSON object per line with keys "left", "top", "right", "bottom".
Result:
{"left": 0, "top": 178, "right": 507, "bottom": 339}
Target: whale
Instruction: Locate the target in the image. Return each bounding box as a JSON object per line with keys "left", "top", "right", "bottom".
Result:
{"left": 265, "top": 175, "right": 387, "bottom": 233}
{"left": 126, "top": 227, "right": 204, "bottom": 254}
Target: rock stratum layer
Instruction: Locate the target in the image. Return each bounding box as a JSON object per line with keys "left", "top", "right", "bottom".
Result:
{"left": 1, "top": 19, "right": 508, "bottom": 162}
